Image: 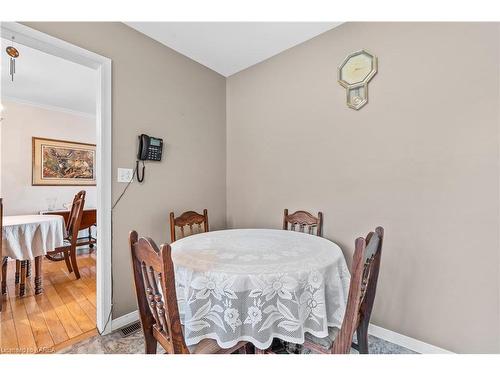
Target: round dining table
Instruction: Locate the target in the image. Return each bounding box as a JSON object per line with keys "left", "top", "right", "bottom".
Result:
{"left": 171, "top": 229, "right": 351, "bottom": 350}
{"left": 2, "top": 214, "right": 66, "bottom": 296}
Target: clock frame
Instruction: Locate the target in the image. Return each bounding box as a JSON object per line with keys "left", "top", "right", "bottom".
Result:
{"left": 338, "top": 50, "right": 377, "bottom": 110}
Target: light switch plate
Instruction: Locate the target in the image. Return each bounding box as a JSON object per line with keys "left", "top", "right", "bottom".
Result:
{"left": 117, "top": 168, "right": 134, "bottom": 183}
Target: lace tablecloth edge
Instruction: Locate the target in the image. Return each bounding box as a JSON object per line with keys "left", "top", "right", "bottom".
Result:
{"left": 184, "top": 321, "right": 343, "bottom": 351}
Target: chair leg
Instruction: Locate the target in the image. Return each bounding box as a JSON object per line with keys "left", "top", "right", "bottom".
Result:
{"left": 69, "top": 249, "right": 80, "bottom": 279}
{"left": 1, "top": 258, "right": 7, "bottom": 295}
{"left": 15, "top": 260, "right": 20, "bottom": 284}
{"left": 144, "top": 329, "right": 157, "bottom": 354}
{"left": 63, "top": 250, "right": 73, "bottom": 273}
{"left": 26, "top": 260, "right": 31, "bottom": 278}
{"left": 88, "top": 227, "right": 94, "bottom": 249}
{"left": 356, "top": 320, "right": 369, "bottom": 354}
{"left": 34, "top": 256, "right": 43, "bottom": 295}
{"left": 19, "top": 261, "right": 27, "bottom": 297}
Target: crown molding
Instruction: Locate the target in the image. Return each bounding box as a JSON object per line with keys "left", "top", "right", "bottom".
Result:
{"left": 1, "top": 95, "right": 95, "bottom": 119}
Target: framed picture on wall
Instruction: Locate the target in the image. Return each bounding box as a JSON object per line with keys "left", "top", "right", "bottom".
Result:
{"left": 32, "top": 137, "right": 96, "bottom": 186}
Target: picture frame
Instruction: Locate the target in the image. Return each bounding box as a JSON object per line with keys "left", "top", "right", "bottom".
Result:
{"left": 32, "top": 137, "right": 96, "bottom": 186}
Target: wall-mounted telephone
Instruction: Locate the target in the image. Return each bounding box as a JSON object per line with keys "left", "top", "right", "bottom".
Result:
{"left": 138, "top": 134, "right": 163, "bottom": 161}
{"left": 136, "top": 134, "right": 164, "bottom": 183}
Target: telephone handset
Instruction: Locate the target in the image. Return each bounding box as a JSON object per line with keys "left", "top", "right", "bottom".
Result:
{"left": 136, "top": 134, "right": 164, "bottom": 183}
{"left": 138, "top": 134, "right": 163, "bottom": 161}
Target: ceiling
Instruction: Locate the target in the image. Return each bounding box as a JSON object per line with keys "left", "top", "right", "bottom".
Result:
{"left": 1, "top": 38, "right": 96, "bottom": 115}
{"left": 125, "top": 22, "right": 342, "bottom": 77}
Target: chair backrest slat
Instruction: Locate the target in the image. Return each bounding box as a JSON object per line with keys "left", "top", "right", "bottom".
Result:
{"left": 282, "top": 209, "right": 323, "bottom": 237}
{"left": 66, "top": 191, "right": 86, "bottom": 244}
{"left": 142, "top": 262, "right": 161, "bottom": 327}
{"left": 332, "top": 226, "right": 384, "bottom": 354}
{"left": 169, "top": 209, "right": 209, "bottom": 242}
{"left": 155, "top": 272, "right": 168, "bottom": 335}
{"left": 130, "top": 231, "right": 189, "bottom": 354}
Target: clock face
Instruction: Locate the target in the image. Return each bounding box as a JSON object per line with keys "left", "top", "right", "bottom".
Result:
{"left": 338, "top": 50, "right": 376, "bottom": 87}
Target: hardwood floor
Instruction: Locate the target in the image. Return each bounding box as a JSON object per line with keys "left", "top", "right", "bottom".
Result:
{"left": 0, "top": 250, "right": 97, "bottom": 354}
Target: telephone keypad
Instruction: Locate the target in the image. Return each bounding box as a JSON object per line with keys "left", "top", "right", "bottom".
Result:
{"left": 147, "top": 146, "right": 162, "bottom": 161}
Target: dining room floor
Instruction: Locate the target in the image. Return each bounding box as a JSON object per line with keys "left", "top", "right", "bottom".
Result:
{"left": 0, "top": 249, "right": 97, "bottom": 354}
{"left": 58, "top": 327, "right": 416, "bottom": 354}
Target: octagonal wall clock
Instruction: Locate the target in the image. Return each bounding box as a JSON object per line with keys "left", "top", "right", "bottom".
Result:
{"left": 338, "top": 49, "right": 378, "bottom": 110}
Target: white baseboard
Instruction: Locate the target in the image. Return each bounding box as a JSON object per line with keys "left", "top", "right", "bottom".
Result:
{"left": 110, "top": 310, "right": 139, "bottom": 332}
{"left": 368, "top": 324, "right": 453, "bottom": 354}
{"left": 109, "top": 310, "right": 452, "bottom": 354}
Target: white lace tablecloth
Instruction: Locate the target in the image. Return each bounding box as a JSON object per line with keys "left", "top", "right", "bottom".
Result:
{"left": 2, "top": 215, "right": 66, "bottom": 260}
{"left": 171, "top": 229, "right": 350, "bottom": 350}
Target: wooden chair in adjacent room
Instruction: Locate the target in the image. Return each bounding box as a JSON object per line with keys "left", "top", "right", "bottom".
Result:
{"left": 45, "top": 191, "right": 86, "bottom": 279}
{"left": 169, "top": 209, "right": 209, "bottom": 242}
{"left": 299, "top": 226, "right": 385, "bottom": 354}
{"left": 129, "top": 230, "right": 247, "bottom": 354}
{"left": 282, "top": 209, "right": 323, "bottom": 237}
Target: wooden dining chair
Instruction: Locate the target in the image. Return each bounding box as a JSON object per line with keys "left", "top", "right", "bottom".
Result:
{"left": 129, "top": 230, "right": 247, "bottom": 354}
{"left": 300, "top": 226, "right": 384, "bottom": 354}
{"left": 283, "top": 209, "right": 323, "bottom": 237}
{"left": 169, "top": 209, "right": 209, "bottom": 242}
{"left": 45, "top": 191, "right": 86, "bottom": 279}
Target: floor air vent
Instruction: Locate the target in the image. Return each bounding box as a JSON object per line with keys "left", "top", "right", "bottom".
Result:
{"left": 120, "top": 321, "right": 141, "bottom": 337}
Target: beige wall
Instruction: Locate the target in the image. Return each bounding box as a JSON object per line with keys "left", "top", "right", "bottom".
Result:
{"left": 24, "top": 22, "right": 227, "bottom": 318}
{"left": 226, "top": 23, "right": 500, "bottom": 353}
{"left": 1, "top": 100, "right": 97, "bottom": 215}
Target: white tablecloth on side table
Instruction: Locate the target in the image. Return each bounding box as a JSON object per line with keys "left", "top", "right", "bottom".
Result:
{"left": 2, "top": 215, "right": 66, "bottom": 260}
{"left": 171, "top": 229, "right": 350, "bottom": 350}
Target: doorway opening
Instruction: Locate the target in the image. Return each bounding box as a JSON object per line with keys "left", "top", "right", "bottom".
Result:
{"left": 0, "top": 22, "right": 112, "bottom": 353}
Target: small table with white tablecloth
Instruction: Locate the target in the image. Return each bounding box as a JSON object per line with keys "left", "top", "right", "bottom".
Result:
{"left": 171, "top": 229, "right": 350, "bottom": 350}
{"left": 2, "top": 215, "right": 65, "bottom": 296}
